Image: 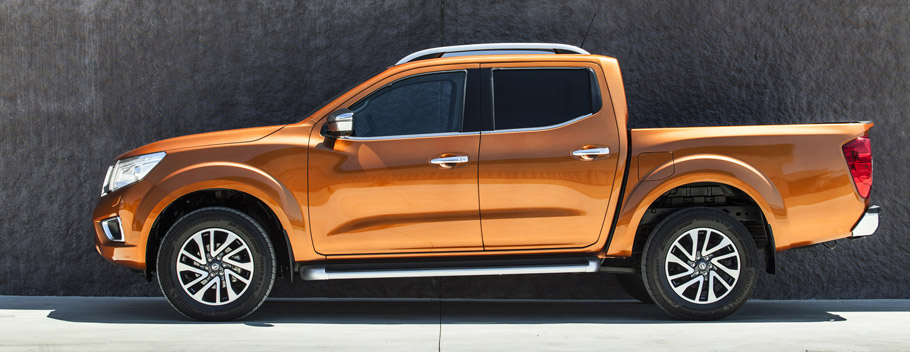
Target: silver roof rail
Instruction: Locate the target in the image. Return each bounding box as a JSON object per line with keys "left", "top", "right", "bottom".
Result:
{"left": 395, "top": 43, "right": 590, "bottom": 65}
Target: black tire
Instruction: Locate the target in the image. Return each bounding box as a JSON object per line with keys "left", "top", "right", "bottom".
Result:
{"left": 156, "top": 207, "right": 276, "bottom": 321}
{"left": 616, "top": 273, "right": 654, "bottom": 304}
{"left": 640, "top": 207, "right": 757, "bottom": 320}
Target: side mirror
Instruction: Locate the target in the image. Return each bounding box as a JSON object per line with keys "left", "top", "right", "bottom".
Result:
{"left": 326, "top": 109, "right": 354, "bottom": 138}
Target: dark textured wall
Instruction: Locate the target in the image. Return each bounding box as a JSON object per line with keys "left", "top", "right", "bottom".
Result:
{"left": 1, "top": 1, "right": 907, "bottom": 299}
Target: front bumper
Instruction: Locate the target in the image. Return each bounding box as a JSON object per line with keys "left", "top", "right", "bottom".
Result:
{"left": 93, "top": 180, "right": 169, "bottom": 270}
{"left": 850, "top": 205, "right": 880, "bottom": 238}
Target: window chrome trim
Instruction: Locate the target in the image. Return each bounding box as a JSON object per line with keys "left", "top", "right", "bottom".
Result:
{"left": 341, "top": 131, "right": 479, "bottom": 141}
{"left": 322, "top": 69, "right": 469, "bottom": 140}
{"left": 396, "top": 43, "right": 590, "bottom": 65}
{"left": 483, "top": 113, "right": 594, "bottom": 135}
{"left": 488, "top": 66, "right": 601, "bottom": 133}
{"left": 491, "top": 67, "right": 597, "bottom": 71}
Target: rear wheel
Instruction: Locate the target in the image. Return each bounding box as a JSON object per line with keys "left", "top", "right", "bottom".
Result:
{"left": 156, "top": 207, "right": 276, "bottom": 321}
{"left": 640, "top": 207, "right": 757, "bottom": 320}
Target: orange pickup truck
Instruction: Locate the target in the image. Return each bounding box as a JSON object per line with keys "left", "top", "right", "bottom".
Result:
{"left": 92, "top": 43, "right": 878, "bottom": 321}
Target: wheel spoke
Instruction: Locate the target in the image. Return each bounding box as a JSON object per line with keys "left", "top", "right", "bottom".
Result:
{"left": 666, "top": 250, "right": 690, "bottom": 268}
{"left": 701, "top": 230, "right": 712, "bottom": 255}
{"left": 695, "top": 276, "right": 705, "bottom": 302}
{"left": 180, "top": 250, "right": 204, "bottom": 266}
{"left": 177, "top": 263, "right": 207, "bottom": 276}
{"left": 224, "top": 257, "right": 253, "bottom": 272}
{"left": 212, "top": 232, "right": 238, "bottom": 257}
{"left": 214, "top": 277, "right": 221, "bottom": 304}
{"left": 711, "top": 273, "right": 733, "bottom": 291}
{"left": 708, "top": 273, "right": 718, "bottom": 302}
{"left": 673, "top": 242, "right": 695, "bottom": 262}
{"left": 225, "top": 275, "right": 238, "bottom": 302}
{"left": 672, "top": 276, "right": 702, "bottom": 299}
{"left": 224, "top": 244, "right": 248, "bottom": 260}
{"left": 191, "top": 234, "right": 206, "bottom": 258}
{"left": 192, "top": 279, "right": 218, "bottom": 302}
{"left": 704, "top": 237, "right": 733, "bottom": 257}
{"left": 711, "top": 252, "right": 737, "bottom": 261}
{"left": 226, "top": 268, "right": 250, "bottom": 284}
{"left": 182, "top": 273, "right": 206, "bottom": 291}
{"left": 666, "top": 252, "right": 695, "bottom": 281}
{"left": 208, "top": 229, "right": 216, "bottom": 257}
{"left": 714, "top": 261, "right": 740, "bottom": 279}
{"left": 688, "top": 230, "right": 699, "bottom": 259}
{"left": 668, "top": 270, "right": 693, "bottom": 280}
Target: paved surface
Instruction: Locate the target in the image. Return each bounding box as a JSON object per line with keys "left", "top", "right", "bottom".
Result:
{"left": 0, "top": 296, "right": 908, "bottom": 351}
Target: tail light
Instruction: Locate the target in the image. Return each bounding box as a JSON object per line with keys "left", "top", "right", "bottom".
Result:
{"left": 843, "top": 136, "right": 872, "bottom": 198}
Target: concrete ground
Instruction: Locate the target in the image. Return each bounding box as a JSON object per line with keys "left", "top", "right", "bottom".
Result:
{"left": 0, "top": 296, "right": 908, "bottom": 351}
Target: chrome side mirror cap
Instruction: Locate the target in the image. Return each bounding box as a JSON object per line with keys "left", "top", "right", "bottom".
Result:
{"left": 326, "top": 108, "right": 354, "bottom": 138}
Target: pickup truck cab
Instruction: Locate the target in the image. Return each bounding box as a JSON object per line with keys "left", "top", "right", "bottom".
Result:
{"left": 92, "top": 43, "right": 879, "bottom": 321}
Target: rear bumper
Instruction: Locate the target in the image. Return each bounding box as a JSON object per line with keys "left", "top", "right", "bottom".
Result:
{"left": 850, "top": 205, "right": 880, "bottom": 238}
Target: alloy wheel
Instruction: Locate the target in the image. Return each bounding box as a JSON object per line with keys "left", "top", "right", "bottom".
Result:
{"left": 664, "top": 227, "right": 741, "bottom": 304}
{"left": 175, "top": 228, "right": 255, "bottom": 306}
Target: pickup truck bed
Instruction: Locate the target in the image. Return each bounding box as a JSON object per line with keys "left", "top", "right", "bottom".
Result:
{"left": 610, "top": 122, "right": 874, "bottom": 258}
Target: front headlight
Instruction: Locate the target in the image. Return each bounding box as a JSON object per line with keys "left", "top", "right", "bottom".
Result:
{"left": 101, "top": 152, "right": 166, "bottom": 196}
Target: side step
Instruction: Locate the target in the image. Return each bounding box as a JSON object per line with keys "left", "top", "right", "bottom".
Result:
{"left": 300, "top": 257, "right": 602, "bottom": 281}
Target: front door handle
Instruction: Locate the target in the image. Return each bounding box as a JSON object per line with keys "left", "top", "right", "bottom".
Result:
{"left": 430, "top": 155, "right": 469, "bottom": 169}
{"left": 571, "top": 147, "right": 610, "bottom": 160}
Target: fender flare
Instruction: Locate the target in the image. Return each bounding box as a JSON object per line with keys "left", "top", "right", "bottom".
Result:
{"left": 606, "top": 154, "right": 785, "bottom": 259}
{"left": 142, "top": 161, "right": 313, "bottom": 269}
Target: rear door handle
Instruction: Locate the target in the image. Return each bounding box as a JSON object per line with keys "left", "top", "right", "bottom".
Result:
{"left": 430, "top": 155, "right": 469, "bottom": 169}
{"left": 571, "top": 147, "right": 610, "bottom": 160}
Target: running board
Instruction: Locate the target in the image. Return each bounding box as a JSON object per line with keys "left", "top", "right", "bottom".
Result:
{"left": 300, "top": 257, "right": 601, "bottom": 281}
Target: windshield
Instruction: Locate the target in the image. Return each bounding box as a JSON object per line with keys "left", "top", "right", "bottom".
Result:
{"left": 298, "top": 70, "right": 383, "bottom": 123}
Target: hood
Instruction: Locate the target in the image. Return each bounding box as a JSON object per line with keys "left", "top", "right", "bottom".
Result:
{"left": 118, "top": 124, "right": 286, "bottom": 159}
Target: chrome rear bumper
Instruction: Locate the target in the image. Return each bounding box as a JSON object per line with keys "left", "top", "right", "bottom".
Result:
{"left": 851, "top": 205, "right": 880, "bottom": 238}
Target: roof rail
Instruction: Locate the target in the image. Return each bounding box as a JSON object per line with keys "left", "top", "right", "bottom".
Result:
{"left": 395, "top": 43, "right": 590, "bottom": 65}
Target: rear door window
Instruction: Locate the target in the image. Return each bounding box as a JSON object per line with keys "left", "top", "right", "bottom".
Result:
{"left": 492, "top": 69, "right": 600, "bottom": 130}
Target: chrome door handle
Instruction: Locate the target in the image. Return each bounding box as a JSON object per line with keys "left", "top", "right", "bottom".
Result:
{"left": 430, "top": 155, "right": 469, "bottom": 168}
{"left": 572, "top": 147, "right": 610, "bottom": 159}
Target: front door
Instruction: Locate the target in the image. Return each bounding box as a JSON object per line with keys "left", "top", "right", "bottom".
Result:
{"left": 478, "top": 63, "right": 621, "bottom": 249}
{"left": 308, "top": 68, "right": 483, "bottom": 255}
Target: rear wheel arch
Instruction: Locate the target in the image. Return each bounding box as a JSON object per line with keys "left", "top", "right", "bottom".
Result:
{"left": 640, "top": 206, "right": 759, "bottom": 320}
{"left": 609, "top": 155, "right": 784, "bottom": 269}
{"left": 629, "top": 181, "right": 777, "bottom": 274}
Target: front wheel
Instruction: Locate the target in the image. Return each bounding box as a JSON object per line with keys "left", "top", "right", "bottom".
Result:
{"left": 640, "top": 207, "right": 757, "bottom": 320}
{"left": 156, "top": 207, "right": 276, "bottom": 321}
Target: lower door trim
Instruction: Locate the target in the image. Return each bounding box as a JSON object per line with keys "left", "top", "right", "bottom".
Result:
{"left": 300, "top": 257, "right": 601, "bottom": 281}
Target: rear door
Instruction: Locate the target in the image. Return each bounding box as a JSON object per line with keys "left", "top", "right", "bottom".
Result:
{"left": 477, "top": 62, "right": 621, "bottom": 249}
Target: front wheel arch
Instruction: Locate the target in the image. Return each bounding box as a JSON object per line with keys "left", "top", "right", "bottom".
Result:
{"left": 146, "top": 189, "right": 294, "bottom": 282}
{"left": 156, "top": 206, "right": 276, "bottom": 320}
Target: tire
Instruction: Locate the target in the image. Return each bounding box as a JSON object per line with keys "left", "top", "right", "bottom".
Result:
{"left": 616, "top": 273, "right": 654, "bottom": 304}
{"left": 640, "top": 207, "right": 757, "bottom": 320}
{"left": 156, "top": 206, "right": 276, "bottom": 321}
